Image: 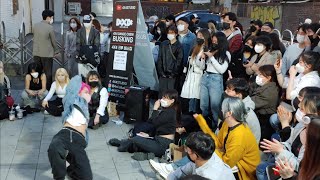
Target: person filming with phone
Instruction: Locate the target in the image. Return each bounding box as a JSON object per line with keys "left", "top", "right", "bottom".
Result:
{"left": 197, "top": 31, "right": 231, "bottom": 131}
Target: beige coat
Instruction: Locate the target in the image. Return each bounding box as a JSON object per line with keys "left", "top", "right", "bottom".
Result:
{"left": 245, "top": 51, "right": 275, "bottom": 75}
{"left": 32, "top": 21, "right": 59, "bottom": 57}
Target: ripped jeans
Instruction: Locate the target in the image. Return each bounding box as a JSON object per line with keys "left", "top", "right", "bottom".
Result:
{"left": 48, "top": 127, "right": 92, "bottom": 180}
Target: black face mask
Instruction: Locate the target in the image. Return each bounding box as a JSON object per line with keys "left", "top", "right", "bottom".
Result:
{"left": 258, "top": 31, "right": 270, "bottom": 36}
{"left": 196, "top": 38, "right": 205, "bottom": 45}
{"left": 250, "top": 25, "right": 257, "bottom": 32}
{"left": 211, "top": 43, "right": 219, "bottom": 51}
{"left": 222, "top": 22, "right": 231, "bottom": 30}
{"left": 89, "top": 81, "right": 99, "bottom": 88}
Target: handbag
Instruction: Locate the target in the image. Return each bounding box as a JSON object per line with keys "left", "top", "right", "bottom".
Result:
{"left": 168, "top": 44, "right": 178, "bottom": 73}
{"left": 6, "top": 95, "right": 14, "bottom": 108}
{"left": 77, "top": 45, "right": 100, "bottom": 68}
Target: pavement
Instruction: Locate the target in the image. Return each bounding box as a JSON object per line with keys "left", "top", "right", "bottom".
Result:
{"left": 0, "top": 77, "right": 159, "bottom": 180}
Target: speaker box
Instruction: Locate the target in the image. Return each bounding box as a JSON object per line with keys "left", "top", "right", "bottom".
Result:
{"left": 124, "top": 85, "right": 150, "bottom": 123}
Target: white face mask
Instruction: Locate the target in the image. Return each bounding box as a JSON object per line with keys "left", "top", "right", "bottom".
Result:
{"left": 157, "top": 30, "right": 161, "bottom": 35}
{"left": 167, "top": 34, "right": 175, "bottom": 41}
{"left": 70, "top": 23, "right": 77, "bottom": 29}
{"left": 254, "top": 44, "right": 265, "bottom": 54}
{"left": 296, "top": 34, "right": 305, "bottom": 43}
{"left": 255, "top": 76, "right": 264, "bottom": 86}
{"left": 295, "top": 63, "right": 305, "bottom": 74}
{"left": 49, "top": 18, "right": 54, "bottom": 24}
{"left": 166, "top": 21, "right": 171, "bottom": 27}
{"left": 177, "top": 24, "right": 185, "bottom": 32}
{"left": 160, "top": 99, "right": 170, "bottom": 107}
{"left": 83, "top": 23, "right": 91, "bottom": 29}
{"left": 31, "top": 72, "right": 39, "bottom": 78}
{"left": 295, "top": 108, "right": 305, "bottom": 122}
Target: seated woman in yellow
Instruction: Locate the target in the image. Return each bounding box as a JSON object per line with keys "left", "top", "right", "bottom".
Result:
{"left": 194, "top": 97, "right": 260, "bottom": 180}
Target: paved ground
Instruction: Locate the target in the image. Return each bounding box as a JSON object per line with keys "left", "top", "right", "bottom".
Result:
{"left": 0, "top": 77, "right": 159, "bottom": 180}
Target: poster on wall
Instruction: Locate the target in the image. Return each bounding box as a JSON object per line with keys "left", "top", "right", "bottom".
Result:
{"left": 106, "top": 0, "right": 138, "bottom": 103}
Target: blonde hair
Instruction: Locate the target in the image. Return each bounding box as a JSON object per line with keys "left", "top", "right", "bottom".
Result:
{"left": 208, "top": 22, "right": 217, "bottom": 34}
{"left": 55, "top": 68, "right": 70, "bottom": 88}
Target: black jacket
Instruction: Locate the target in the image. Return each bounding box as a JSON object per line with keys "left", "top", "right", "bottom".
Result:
{"left": 157, "top": 40, "right": 183, "bottom": 78}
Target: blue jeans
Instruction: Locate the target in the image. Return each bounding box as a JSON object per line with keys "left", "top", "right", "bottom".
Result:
{"left": 200, "top": 73, "right": 223, "bottom": 127}
{"left": 188, "top": 98, "right": 198, "bottom": 112}
{"left": 256, "top": 155, "right": 275, "bottom": 180}
{"left": 172, "top": 156, "right": 190, "bottom": 169}
{"left": 269, "top": 113, "right": 280, "bottom": 132}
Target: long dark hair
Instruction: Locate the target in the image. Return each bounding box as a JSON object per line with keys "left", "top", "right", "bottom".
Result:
{"left": 68, "top": 17, "right": 81, "bottom": 32}
{"left": 162, "top": 89, "right": 181, "bottom": 125}
{"left": 27, "top": 62, "right": 43, "bottom": 75}
{"left": 212, "top": 32, "right": 229, "bottom": 64}
{"left": 298, "top": 117, "right": 320, "bottom": 180}
{"left": 192, "top": 28, "right": 211, "bottom": 59}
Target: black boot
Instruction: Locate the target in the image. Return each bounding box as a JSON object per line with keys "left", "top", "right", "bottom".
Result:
{"left": 117, "top": 139, "right": 132, "bottom": 152}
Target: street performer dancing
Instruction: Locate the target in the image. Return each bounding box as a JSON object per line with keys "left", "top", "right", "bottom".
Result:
{"left": 48, "top": 75, "right": 93, "bottom": 180}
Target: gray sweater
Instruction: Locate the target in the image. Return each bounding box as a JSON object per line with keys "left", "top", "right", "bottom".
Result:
{"left": 243, "top": 96, "right": 261, "bottom": 143}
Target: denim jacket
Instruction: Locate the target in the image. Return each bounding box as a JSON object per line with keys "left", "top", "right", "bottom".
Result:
{"left": 178, "top": 30, "right": 196, "bottom": 66}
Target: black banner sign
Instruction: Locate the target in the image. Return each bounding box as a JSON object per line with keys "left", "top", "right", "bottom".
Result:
{"left": 106, "top": 0, "right": 138, "bottom": 103}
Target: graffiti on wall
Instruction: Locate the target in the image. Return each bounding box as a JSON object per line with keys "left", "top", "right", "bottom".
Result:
{"left": 250, "top": 6, "right": 280, "bottom": 26}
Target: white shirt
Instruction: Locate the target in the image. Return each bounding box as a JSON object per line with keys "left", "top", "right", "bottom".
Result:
{"left": 206, "top": 51, "right": 230, "bottom": 74}
{"left": 168, "top": 153, "right": 235, "bottom": 180}
{"left": 66, "top": 106, "right": 87, "bottom": 126}
{"left": 95, "top": 87, "right": 109, "bottom": 116}
{"left": 283, "top": 71, "right": 320, "bottom": 100}
{"left": 44, "top": 81, "right": 67, "bottom": 101}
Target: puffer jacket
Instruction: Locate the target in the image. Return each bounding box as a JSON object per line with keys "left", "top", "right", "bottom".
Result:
{"left": 157, "top": 40, "right": 183, "bottom": 78}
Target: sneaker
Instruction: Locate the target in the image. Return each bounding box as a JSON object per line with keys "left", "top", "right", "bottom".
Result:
{"left": 108, "top": 138, "right": 122, "bottom": 147}
{"left": 44, "top": 110, "right": 49, "bottom": 115}
{"left": 149, "top": 159, "right": 174, "bottom": 179}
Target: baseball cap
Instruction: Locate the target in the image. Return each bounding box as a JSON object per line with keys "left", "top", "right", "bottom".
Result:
{"left": 178, "top": 17, "right": 189, "bottom": 24}
{"left": 263, "top": 22, "right": 274, "bottom": 29}
{"left": 83, "top": 15, "right": 92, "bottom": 23}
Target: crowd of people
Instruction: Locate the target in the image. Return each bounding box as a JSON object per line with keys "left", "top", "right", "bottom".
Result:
{"left": 0, "top": 8, "right": 320, "bottom": 180}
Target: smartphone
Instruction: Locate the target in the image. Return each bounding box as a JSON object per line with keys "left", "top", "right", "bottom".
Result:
{"left": 266, "top": 165, "right": 281, "bottom": 180}
{"left": 203, "top": 46, "right": 209, "bottom": 52}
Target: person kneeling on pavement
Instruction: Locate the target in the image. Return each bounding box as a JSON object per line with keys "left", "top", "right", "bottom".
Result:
{"left": 108, "top": 89, "right": 179, "bottom": 160}
{"left": 47, "top": 76, "right": 93, "bottom": 180}
{"left": 86, "top": 71, "right": 109, "bottom": 129}
{"left": 155, "top": 131, "right": 235, "bottom": 180}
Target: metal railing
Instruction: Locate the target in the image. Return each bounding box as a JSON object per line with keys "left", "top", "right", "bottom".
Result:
{"left": 0, "top": 21, "right": 65, "bottom": 75}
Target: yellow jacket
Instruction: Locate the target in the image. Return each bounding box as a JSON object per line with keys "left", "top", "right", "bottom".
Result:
{"left": 195, "top": 115, "right": 260, "bottom": 180}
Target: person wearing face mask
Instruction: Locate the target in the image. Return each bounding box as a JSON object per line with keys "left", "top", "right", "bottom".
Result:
{"left": 181, "top": 29, "right": 209, "bottom": 114}
{"left": 86, "top": 71, "right": 109, "bottom": 129}
{"left": 250, "top": 65, "right": 280, "bottom": 141}
{"left": 281, "top": 24, "right": 311, "bottom": 75}
{"left": 165, "top": 14, "right": 176, "bottom": 27}
{"left": 275, "top": 51, "right": 320, "bottom": 102}
{"left": 76, "top": 15, "right": 100, "bottom": 77}
{"left": 152, "top": 21, "right": 168, "bottom": 43}
{"left": 21, "top": 63, "right": 48, "bottom": 113}
{"left": 164, "top": 132, "right": 234, "bottom": 180}
{"left": 257, "top": 93, "right": 320, "bottom": 180}
{"left": 188, "top": 14, "right": 200, "bottom": 34}
{"left": 48, "top": 75, "right": 93, "bottom": 180}
{"left": 244, "top": 35, "right": 274, "bottom": 76}
{"left": 108, "top": 89, "right": 180, "bottom": 160}
{"left": 157, "top": 25, "right": 183, "bottom": 98}
{"left": 306, "top": 23, "right": 320, "bottom": 50}
{"left": 65, "top": 17, "right": 81, "bottom": 77}
{"left": 42, "top": 68, "right": 70, "bottom": 116}
{"left": 33, "top": 9, "right": 59, "bottom": 90}
{"left": 244, "top": 19, "right": 262, "bottom": 42}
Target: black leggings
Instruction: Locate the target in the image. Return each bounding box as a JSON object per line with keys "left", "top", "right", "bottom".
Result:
{"left": 123, "top": 136, "right": 173, "bottom": 157}
{"left": 45, "top": 98, "right": 63, "bottom": 116}
{"left": 48, "top": 127, "right": 92, "bottom": 180}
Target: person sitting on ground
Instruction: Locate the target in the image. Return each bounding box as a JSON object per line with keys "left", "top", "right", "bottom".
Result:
{"left": 21, "top": 62, "right": 48, "bottom": 113}
{"left": 42, "top": 68, "right": 70, "bottom": 116}
{"left": 225, "top": 78, "right": 261, "bottom": 142}
{"left": 0, "top": 61, "right": 12, "bottom": 120}
{"left": 250, "top": 65, "right": 280, "bottom": 141}
{"left": 164, "top": 132, "right": 235, "bottom": 180}
{"left": 151, "top": 97, "right": 260, "bottom": 180}
{"left": 108, "top": 89, "right": 179, "bottom": 160}
{"left": 48, "top": 75, "right": 92, "bottom": 180}
{"left": 86, "top": 71, "right": 109, "bottom": 129}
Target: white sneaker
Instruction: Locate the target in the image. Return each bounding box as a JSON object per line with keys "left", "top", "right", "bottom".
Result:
{"left": 44, "top": 110, "right": 49, "bottom": 115}
{"left": 149, "top": 159, "right": 174, "bottom": 179}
